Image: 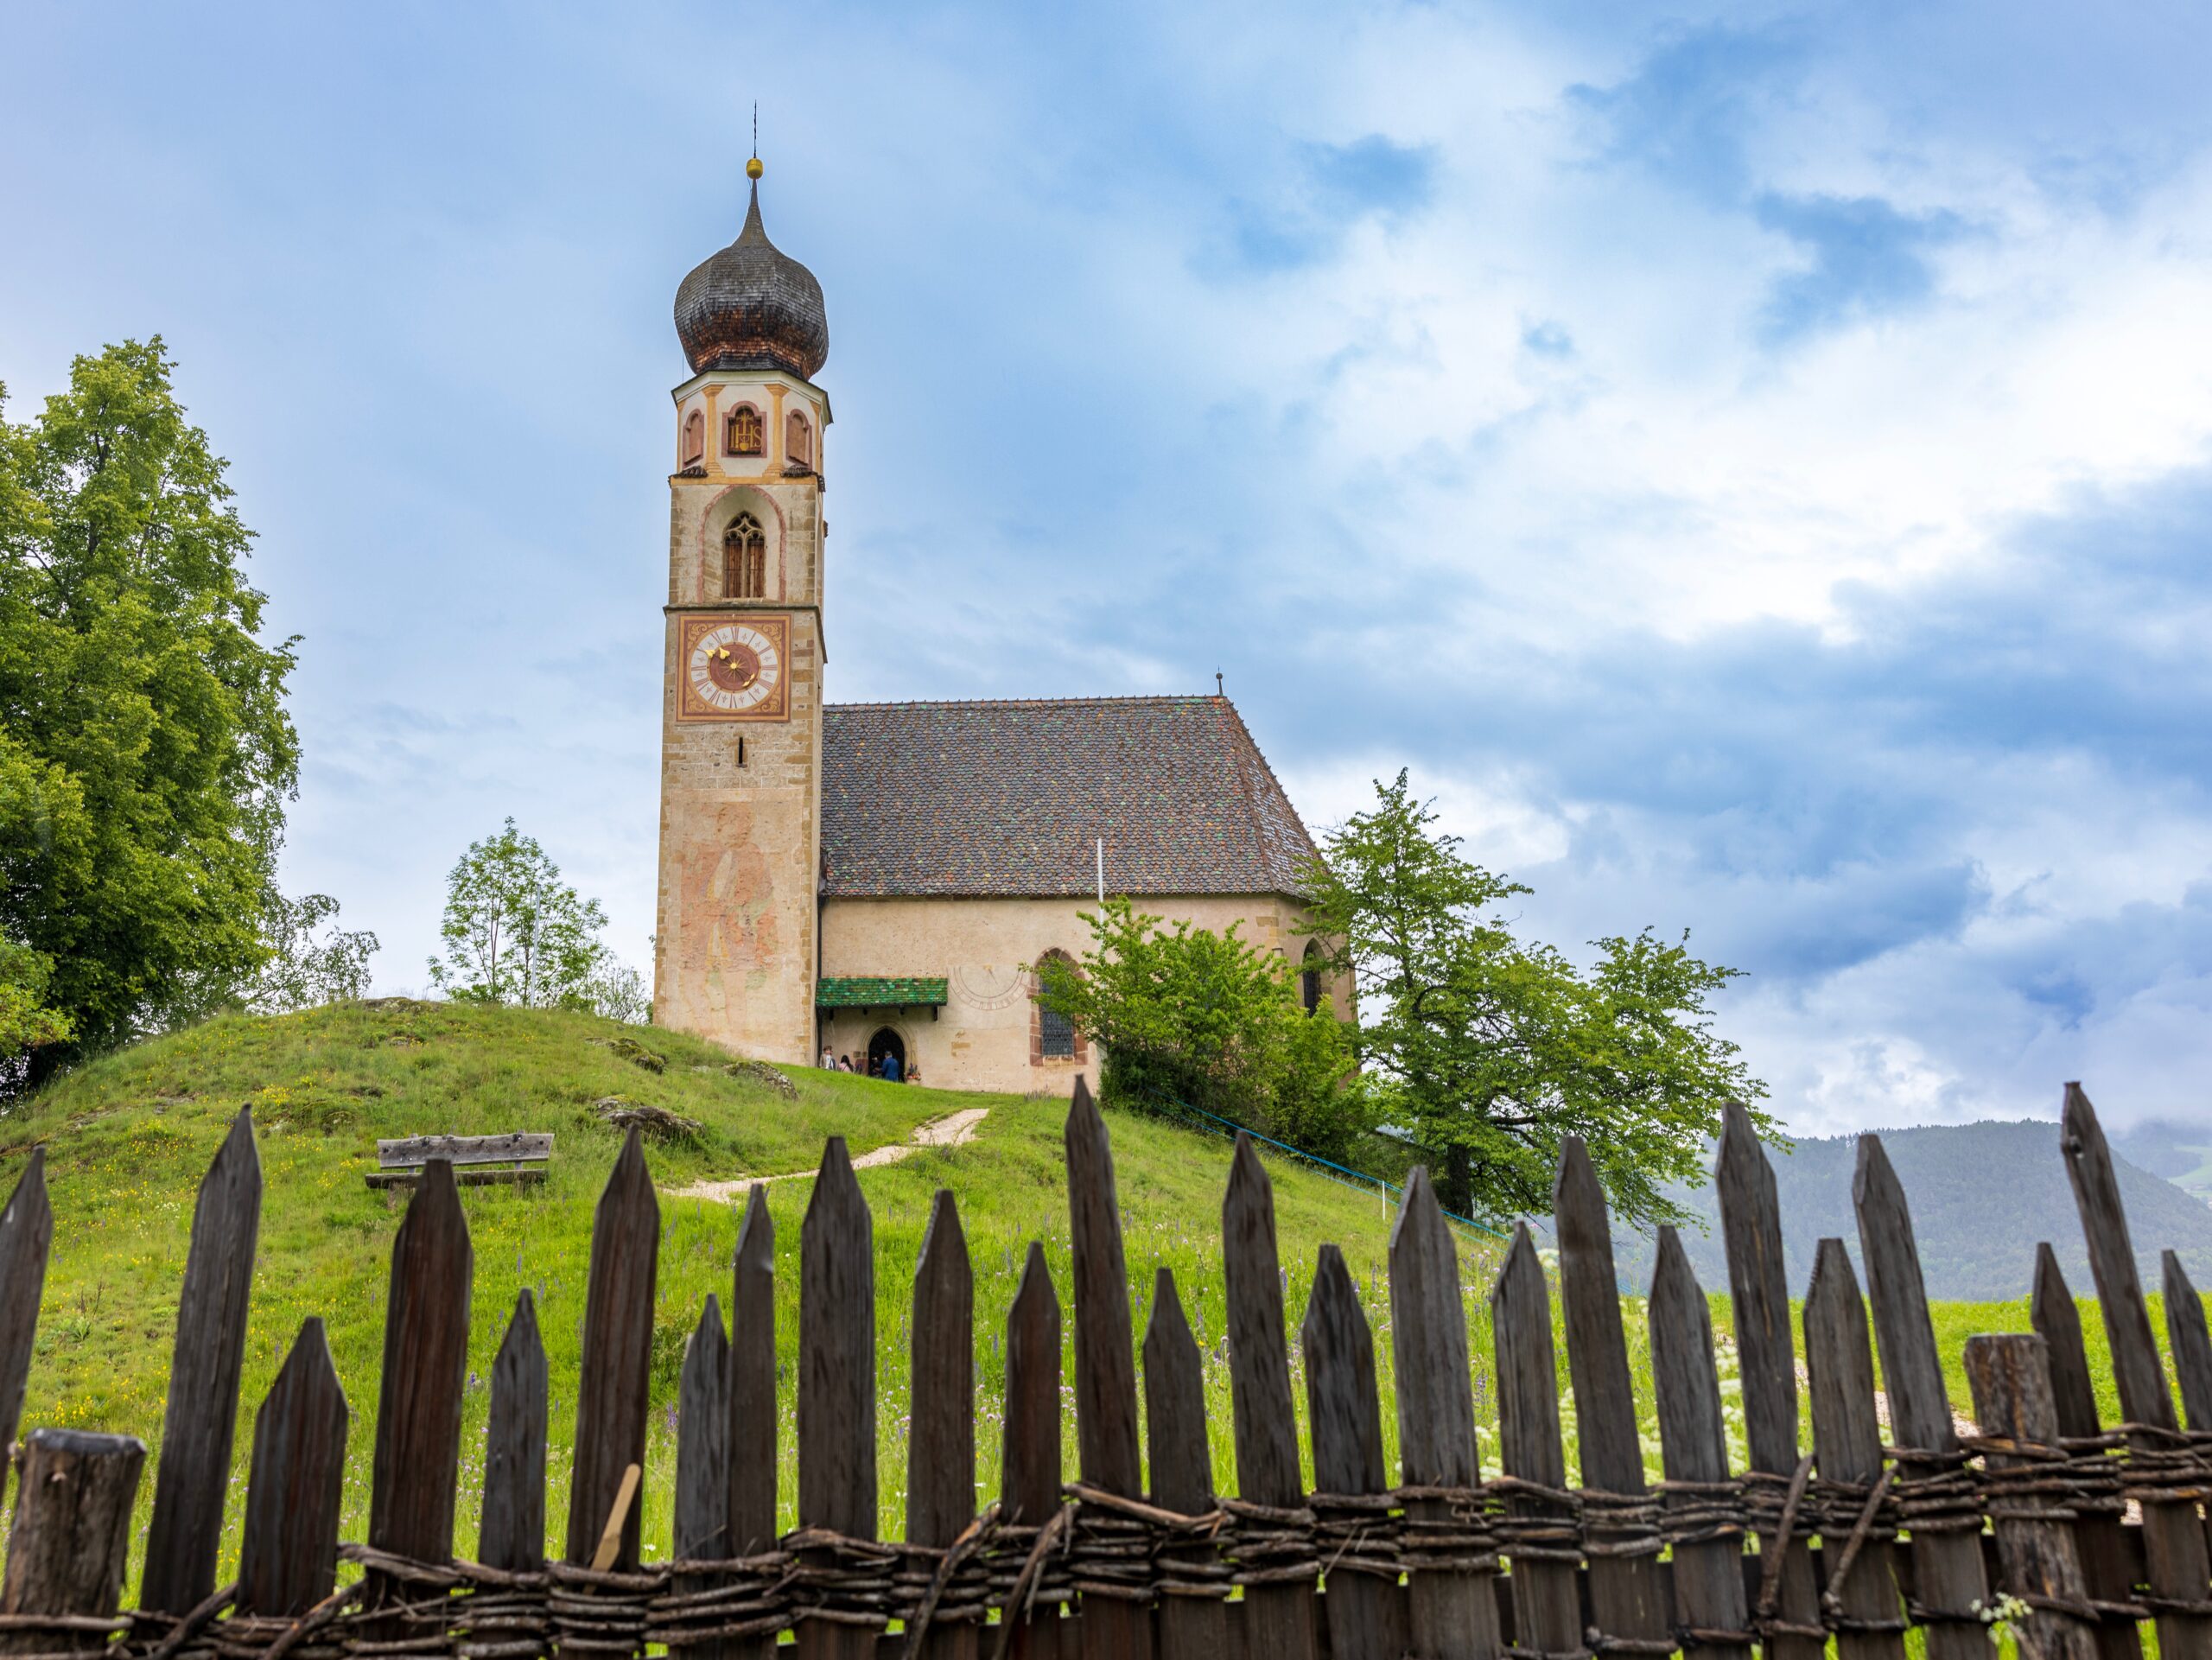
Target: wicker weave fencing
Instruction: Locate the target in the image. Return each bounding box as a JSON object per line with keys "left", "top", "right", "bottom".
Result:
{"left": 0, "top": 1078, "right": 2208, "bottom": 1660}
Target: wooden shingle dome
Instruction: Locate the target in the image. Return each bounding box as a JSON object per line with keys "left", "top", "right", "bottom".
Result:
{"left": 673, "top": 177, "right": 830, "bottom": 380}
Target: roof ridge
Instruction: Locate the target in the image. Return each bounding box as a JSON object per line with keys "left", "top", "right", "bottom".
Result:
{"left": 826, "top": 692, "right": 1226, "bottom": 712}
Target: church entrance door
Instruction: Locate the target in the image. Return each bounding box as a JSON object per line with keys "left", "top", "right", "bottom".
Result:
{"left": 867, "top": 1027, "right": 906, "bottom": 1078}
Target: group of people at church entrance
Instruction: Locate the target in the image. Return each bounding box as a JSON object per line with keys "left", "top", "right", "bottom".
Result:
{"left": 821, "top": 1042, "right": 920, "bottom": 1086}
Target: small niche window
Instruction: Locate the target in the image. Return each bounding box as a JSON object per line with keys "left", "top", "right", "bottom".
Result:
{"left": 726, "top": 404, "right": 765, "bottom": 457}
{"left": 786, "top": 410, "right": 813, "bottom": 469}
{"left": 1039, "top": 1003, "right": 1076, "bottom": 1059}
{"left": 681, "top": 410, "right": 706, "bottom": 467}
{"left": 1300, "top": 942, "right": 1325, "bottom": 1016}
{"left": 722, "top": 512, "right": 766, "bottom": 599}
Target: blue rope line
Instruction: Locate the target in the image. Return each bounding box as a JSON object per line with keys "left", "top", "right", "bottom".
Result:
{"left": 1143, "top": 1092, "right": 1511, "bottom": 1243}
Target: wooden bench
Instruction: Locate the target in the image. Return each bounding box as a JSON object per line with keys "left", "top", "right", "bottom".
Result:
{"left": 366, "top": 1132, "right": 553, "bottom": 1189}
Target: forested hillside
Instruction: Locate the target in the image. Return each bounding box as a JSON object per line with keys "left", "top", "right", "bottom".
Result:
{"left": 1613, "top": 1118, "right": 2212, "bottom": 1301}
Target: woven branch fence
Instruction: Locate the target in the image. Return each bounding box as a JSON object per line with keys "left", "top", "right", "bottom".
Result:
{"left": 0, "top": 1078, "right": 2207, "bottom": 1660}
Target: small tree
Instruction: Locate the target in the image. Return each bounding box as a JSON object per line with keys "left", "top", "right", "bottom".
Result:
{"left": 1304, "top": 772, "right": 1774, "bottom": 1226}
{"left": 580, "top": 957, "right": 651, "bottom": 1025}
{"left": 251, "top": 892, "right": 379, "bottom": 1013}
{"left": 429, "top": 819, "right": 608, "bottom": 1008}
{"left": 1033, "top": 899, "right": 1369, "bottom": 1159}
{"left": 0, "top": 939, "right": 72, "bottom": 1074}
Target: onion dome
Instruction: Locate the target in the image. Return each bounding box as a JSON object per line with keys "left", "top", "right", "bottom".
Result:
{"left": 674, "top": 167, "right": 830, "bottom": 380}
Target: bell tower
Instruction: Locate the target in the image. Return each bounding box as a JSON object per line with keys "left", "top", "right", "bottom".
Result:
{"left": 653, "top": 157, "right": 830, "bottom": 1063}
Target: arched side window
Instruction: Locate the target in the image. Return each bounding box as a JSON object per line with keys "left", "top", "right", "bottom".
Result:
{"left": 1032, "top": 951, "right": 1086, "bottom": 1065}
{"left": 1300, "top": 941, "right": 1325, "bottom": 1016}
{"left": 681, "top": 410, "right": 706, "bottom": 467}
{"left": 722, "top": 511, "right": 766, "bottom": 600}
{"left": 726, "top": 404, "right": 765, "bottom": 457}
{"left": 786, "top": 410, "right": 813, "bottom": 469}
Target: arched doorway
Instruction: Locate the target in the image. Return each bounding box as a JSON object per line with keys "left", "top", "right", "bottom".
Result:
{"left": 867, "top": 1026, "right": 906, "bottom": 1079}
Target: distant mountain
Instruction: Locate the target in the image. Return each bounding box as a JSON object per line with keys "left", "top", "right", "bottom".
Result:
{"left": 1610, "top": 1119, "right": 2212, "bottom": 1302}
{"left": 2112, "top": 1119, "right": 2212, "bottom": 1205}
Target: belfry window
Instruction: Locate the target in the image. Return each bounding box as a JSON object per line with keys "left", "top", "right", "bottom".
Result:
{"left": 786, "top": 410, "right": 813, "bottom": 469}
{"left": 726, "top": 404, "right": 765, "bottom": 457}
{"left": 1300, "top": 941, "right": 1325, "bottom": 1015}
{"left": 723, "top": 512, "right": 766, "bottom": 599}
{"left": 681, "top": 410, "right": 705, "bottom": 467}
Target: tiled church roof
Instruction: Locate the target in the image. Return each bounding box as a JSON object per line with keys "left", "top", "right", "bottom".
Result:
{"left": 820, "top": 696, "right": 1319, "bottom": 900}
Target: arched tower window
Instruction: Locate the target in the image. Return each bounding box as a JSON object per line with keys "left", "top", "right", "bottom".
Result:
{"left": 1300, "top": 941, "right": 1325, "bottom": 1016}
{"left": 722, "top": 512, "right": 766, "bottom": 599}
{"left": 681, "top": 410, "right": 705, "bottom": 467}
{"left": 726, "top": 404, "right": 765, "bottom": 457}
{"left": 786, "top": 410, "right": 813, "bottom": 469}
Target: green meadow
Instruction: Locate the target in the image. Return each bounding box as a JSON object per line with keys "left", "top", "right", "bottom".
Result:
{"left": 1, "top": 1000, "right": 2165, "bottom": 1582}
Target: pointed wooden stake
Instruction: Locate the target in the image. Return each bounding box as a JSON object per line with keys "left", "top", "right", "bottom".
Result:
{"left": 1649, "top": 1229, "right": 1751, "bottom": 1660}
{"left": 566, "top": 1128, "right": 661, "bottom": 1572}
{"left": 238, "top": 1318, "right": 349, "bottom": 1618}
{"left": 2032, "top": 1245, "right": 2144, "bottom": 1660}
{"left": 1553, "top": 1137, "right": 1665, "bottom": 1648}
{"left": 908, "top": 1190, "right": 976, "bottom": 1550}
{"left": 0, "top": 1148, "right": 53, "bottom": 1516}
{"left": 677, "top": 1294, "right": 732, "bottom": 1565}
{"left": 1223, "top": 1135, "right": 1318, "bottom": 1660}
{"left": 1391, "top": 1166, "right": 1502, "bottom": 1659}
{"left": 1489, "top": 1225, "right": 1580, "bottom": 1660}
{"left": 2061, "top": 1085, "right": 2212, "bottom": 1660}
{"left": 1713, "top": 1102, "right": 1822, "bottom": 1660}
{"left": 1802, "top": 1240, "right": 1904, "bottom": 1660}
{"left": 1147, "top": 1269, "right": 1226, "bottom": 1660}
{"left": 367, "top": 1155, "right": 473, "bottom": 1621}
{"left": 480, "top": 1290, "right": 547, "bottom": 1574}
{"left": 798, "top": 1138, "right": 875, "bottom": 1660}
{"left": 142, "top": 1109, "right": 264, "bottom": 1615}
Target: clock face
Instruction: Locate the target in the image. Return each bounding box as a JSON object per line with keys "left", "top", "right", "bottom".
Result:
{"left": 676, "top": 615, "right": 791, "bottom": 722}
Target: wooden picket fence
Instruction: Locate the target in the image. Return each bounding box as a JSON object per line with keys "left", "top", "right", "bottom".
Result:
{"left": 0, "top": 1078, "right": 2209, "bottom": 1660}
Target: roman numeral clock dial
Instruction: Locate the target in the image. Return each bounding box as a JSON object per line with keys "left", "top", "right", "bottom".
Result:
{"left": 676, "top": 614, "right": 791, "bottom": 722}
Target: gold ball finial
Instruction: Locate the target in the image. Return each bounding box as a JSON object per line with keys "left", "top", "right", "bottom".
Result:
{"left": 747, "top": 156, "right": 764, "bottom": 181}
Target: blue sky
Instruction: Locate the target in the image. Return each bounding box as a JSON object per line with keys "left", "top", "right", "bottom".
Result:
{"left": 4, "top": 1, "right": 2210, "bottom": 1135}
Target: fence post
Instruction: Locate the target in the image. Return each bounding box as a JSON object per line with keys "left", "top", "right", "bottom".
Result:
{"left": 236, "top": 1317, "right": 349, "bottom": 1619}
{"left": 367, "top": 1155, "right": 473, "bottom": 1625}
{"left": 1001, "top": 1242, "right": 1064, "bottom": 1660}
{"left": 1305, "top": 1244, "right": 1407, "bottom": 1660}
{"left": 1963, "top": 1335, "right": 2099, "bottom": 1660}
{"left": 1145, "top": 1268, "right": 1229, "bottom": 1660}
{"left": 798, "top": 1135, "right": 874, "bottom": 1660}
{"left": 0, "top": 1428, "right": 145, "bottom": 1655}
{"left": 728, "top": 1185, "right": 778, "bottom": 1660}
{"left": 1552, "top": 1138, "right": 1669, "bottom": 1649}
{"left": 2158, "top": 1252, "right": 2212, "bottom": 1568}
{"left": 1649, "top": 1228, "right": 1751, "bottom": 1660}
{"left": 1853, "top": 1135, "right": 1990, "bottom": 1660}
{"left": 1223, "top": 1135, "right": 1319, "bottom": 1660}
{"left": 2060, "top": 1084, "right": 2212, "bottom": 1660}
{"left": 677, "top": 1294, "right": 732, "bottom": 1660}
{"left": 567, "top": 1127, "right": 661, "bottom": 1575}
{"left": 0, "top": 1149, "right": 53, "bottom": 1517}
{"left": 1389, "top": 1165, "right": 1503, "bottom": 1660}
{"left": 1064, "top": 1078, "right": 1154, "bottom": 1660}
{"left": 1802, "top": 1239, "right": 1907, "bottom": 1660}
{"left": 141, "top": 1109, "right": 263, "bottom": 1619}
{"left": 1489, "top": 1224, "right": 1584, "bottom": 1660}
{"left": 2031, "top": 1246, "right": 2144, "bottom": 1660}
{"left": 1713, "top": 1103, "right": 1824, "bottom": 1660}
{"left": 908, "top": 1190, "right": 977, "bottom": 1660}
{"left": 480, "top": 1290, "right": 548, "bottom": 1574}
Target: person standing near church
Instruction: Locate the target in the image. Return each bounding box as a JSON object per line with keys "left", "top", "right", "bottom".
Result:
{"left": 882, "top": 1050, "right": 902, "bottom": 1084}
{"left": 819, "top": 1044, "right": 834, "bottom": 1069}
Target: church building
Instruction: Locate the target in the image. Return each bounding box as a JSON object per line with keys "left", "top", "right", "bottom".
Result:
{"left": 652, "top": 164, "right": 1330, "bottom": 1091}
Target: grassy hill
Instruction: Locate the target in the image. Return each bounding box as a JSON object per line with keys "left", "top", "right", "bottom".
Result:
{"left": 1611, "top": 1119, "right": 2212, "bottom": 1301}
{"left": 0, "top": 1002, "right": 2176, "bottom": 1580}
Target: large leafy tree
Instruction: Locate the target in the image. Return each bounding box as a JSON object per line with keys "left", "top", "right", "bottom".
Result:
{"left": 1033, "top": 899, "right": 1367, "bottom": 1159}
{"left": 0, "top": 340, "right": 300, "bottom": 1078}
{"left": 429, "top": 819, "right": 611, "bottom": 1008}
{"left": 1304, "top": 772, "right": 1774, "bottom": 1226}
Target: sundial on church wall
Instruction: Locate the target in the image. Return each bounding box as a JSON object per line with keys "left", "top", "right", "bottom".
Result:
{"left": 950, "top": 964, "right": 1027, "bottom": 1013}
